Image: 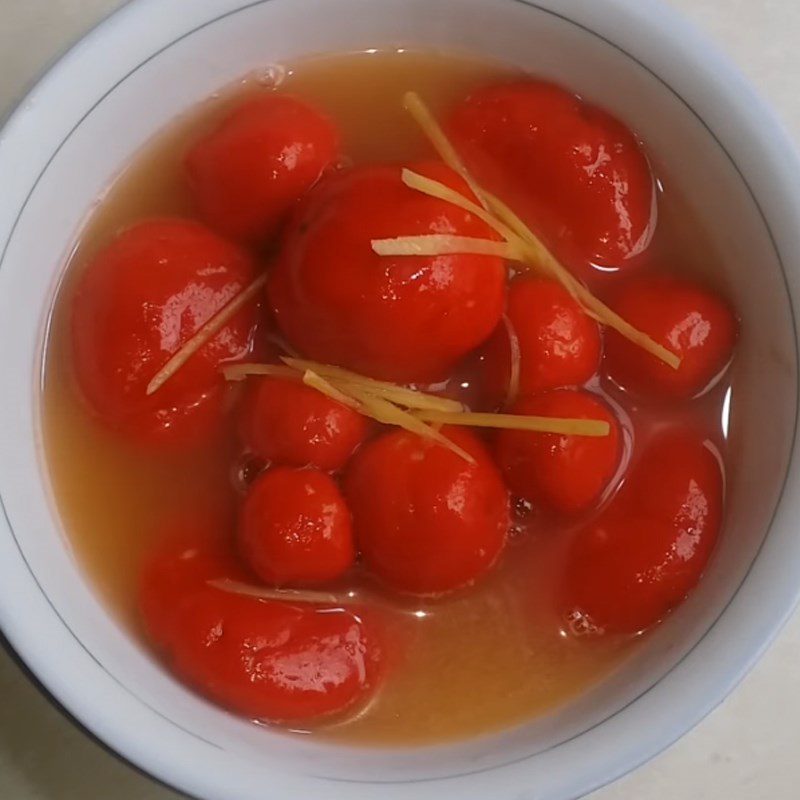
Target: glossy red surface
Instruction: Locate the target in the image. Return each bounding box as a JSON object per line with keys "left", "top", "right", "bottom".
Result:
{"left": 449, "top": 79, "right": 655, "bottom": 276}
{"left": 238, "top": 467, "right": 355, "bottom": 585}
{"left": 561, "top": 429, "right": 723, "bottom": 634}
{"left": 71, "top": 218, "right": 261, "bottom": 448}
{"left": 496, "top": 389, "right": 622, "bottom": 515}
{"left": 140, "top": 511, "right": 380, "bottom": 722}
{"left": 605, "top": 276, "right": 738, "bottom": 399}
{"left": 239, "top": 376, "right": 369, "bottom": 471}
{"left": 269, "top": 162, "right": 507, "bottom": 383}
{"left": 186, "top": 95, "right": 340, "bottom": 243}
{"left": 481, "top": 277, "right": 601, "bottom": 407}
{"left": 345, "top": 427, "right": 510, "bottom": 595}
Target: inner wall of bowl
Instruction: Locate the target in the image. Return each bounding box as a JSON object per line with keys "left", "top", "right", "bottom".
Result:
{"left": 19, "top": 0, "right": 795, "bottom": 782}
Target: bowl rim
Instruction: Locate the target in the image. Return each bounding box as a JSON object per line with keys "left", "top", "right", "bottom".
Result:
{"left": 1, "top": 1, "right": 800, "bottom": 799}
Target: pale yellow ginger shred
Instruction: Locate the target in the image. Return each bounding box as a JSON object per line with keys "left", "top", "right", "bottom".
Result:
{"left": 401, "top": 169, "right": 677, "bottom": 367}
{"left": 401, "top": 169, "right": 517, "bottom": 242}
{"left": 371, "top": 234, "right": 520, "bottom": 260}
{"left": 229, "top": 357, "right": 477, "bottom": 462}
{"left": 483, "top": 190, "right": 575, "bottom": 287}
{"left": 223, "top": 356, "right": 466, "bottom": 413}
{"left": 147, "top": 274, "right": 267, "bottom": 396}
{"left": 344, "top": 384, "right": 477, "bottom": 465}
{"left": 401, "top": 170, "right": 572, "bottom": 297}
{"left": 402, "top": 91, "right": 489, "bottom": 210}
{"left": 585, "top": 298, "right": 681, "bottom": 369}
{"left": 282, "top": 357, "right": 464, "bottom": 413}
{"left": 484, "top": 190, "right": 681, "bottom": 368}
{"left": 414, "top": 410, "right": 611, "bottom": 437}
{"left": 222, "top": 358, "right": 609, "bottom": 446}
{"left": 401, "top": 95, "right": 681, "bottom": 371}
{"left": 332, "top": 379, "right": 465, "bottom": 413}
{"left": 301, "top": 370, "right": 363, "bottom": 411}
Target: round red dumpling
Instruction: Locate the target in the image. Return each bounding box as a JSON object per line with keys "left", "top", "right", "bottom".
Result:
{"left": 238, "top": 467, "right": 355, "bottom": 586}
{"left": 481, "top": 278, "right": 601, "bottom": 408}
{"left": 169, "top": 590, "right": 381, "bottom": 722}
{"left": 449, "top": 80, "right": 655, "bottom": 275}
{"left": 344, "top": 427, "right": 510, "bottom": 595}
{"left": 495, "top": 389, "right": 621, "bottom": 515}
{"left": 269, "top": 162, "right": 507, "bottom": 383}
{"left": 185, "top": 95, "right": 339, "bottom": 243}
{"left": 139, "top": 511, "right": 381, "bottom": 722}
{"left": 605, "top": 276, "right": 737, "bottom": 400}
{"left": 239, "top": 376, "right": 369, "bottom": 471}
{"left": 72, "top": 218, "right": 261, "bottom": 448}
{"left": 560, "top": 429, "right": 723, "bottom": 635}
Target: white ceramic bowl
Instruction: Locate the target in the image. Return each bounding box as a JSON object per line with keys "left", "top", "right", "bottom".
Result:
{"left": 1, "top": 1, "right": 799, "bottom": 798}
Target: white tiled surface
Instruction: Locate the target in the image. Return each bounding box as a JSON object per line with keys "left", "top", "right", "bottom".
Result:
{"left": 1, "top": 1, "right": 799, "bottom": 798}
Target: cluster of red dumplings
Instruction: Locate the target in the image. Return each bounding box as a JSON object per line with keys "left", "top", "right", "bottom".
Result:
{"left": 70, "top": 77, "right": 736, "bottom": 724}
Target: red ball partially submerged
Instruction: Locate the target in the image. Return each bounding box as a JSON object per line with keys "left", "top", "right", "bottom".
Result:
{"left": 344, "top": 427, "right": 510, "bottom": 595}
{"left": 186, "top": 95, "right": 340, "bottom": 243}
{"left": 495, "top": 389, "right": 621, "bottom": 516}
{"left": 560, "top": 429, "right": 723, "bottom": 635}
{"left": 71, "top": 218, "right": 261, "bottom": 449}
{"left": 139, "top": 511, "right": 381, "bottom": 722}
{"left": 239, "top": 376, "right": 369, "bottom": 470}
{"left": 481, "top": 278, "right": 601, "bottom": 408}
{"left": 238, "top": 467, "right": 355, "bottom": 586}
{"left": 170, "top": 590, "right": 381, "bottom": 722}
{"left": 449, "top": 80, "right": 656, "bottom": 276}
{"left": 605, "top": 276, "right": 738, "bottom": 400}
{"left": 269, "top": 162, "right": 507, "bottom": 383}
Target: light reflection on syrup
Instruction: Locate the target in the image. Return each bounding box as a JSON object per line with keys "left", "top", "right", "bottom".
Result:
{"left": 721, "top": 385, "right": 732, "bottom": 439}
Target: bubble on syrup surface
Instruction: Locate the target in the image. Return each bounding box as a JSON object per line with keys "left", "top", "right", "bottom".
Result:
{"left": 563, "top": 609, "right": 605, "bottom": 638}
{"left": 253, "top": 64, "right": 287, "bottom": 90}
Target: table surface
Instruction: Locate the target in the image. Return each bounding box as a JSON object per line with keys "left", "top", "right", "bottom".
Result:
{"left": 2, "top": 1, "right": 799, "bottom": 798}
